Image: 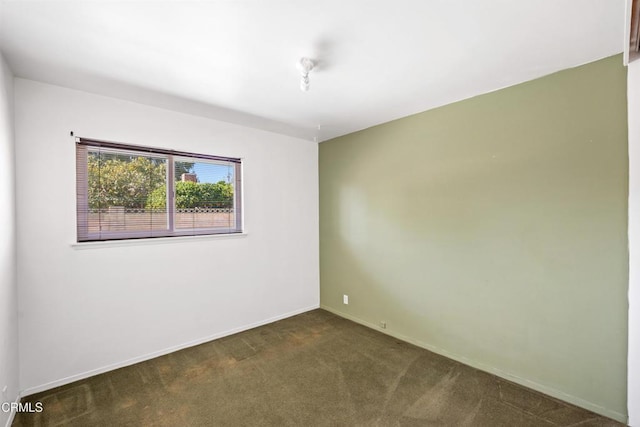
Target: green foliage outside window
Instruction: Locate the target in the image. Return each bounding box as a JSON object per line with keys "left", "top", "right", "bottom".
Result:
{"left": 88, "top": 153, "right": 166, "bottom": 209}
{"left": 146, "top": 181, "right": 233, "bottom": 209}
{"left": 87, "top": 153, "right": 233, "bottom": 210}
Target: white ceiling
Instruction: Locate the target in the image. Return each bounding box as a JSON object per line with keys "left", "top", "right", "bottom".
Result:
{"left": 0, "top": 0, "right": 627, "bottom": 142}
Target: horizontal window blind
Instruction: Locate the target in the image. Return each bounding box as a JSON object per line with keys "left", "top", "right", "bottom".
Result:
{"left": 77, "top": 138, "right": 241, "bottom": 163}
{"left": 76, "top": 138, "right": 242, "bottom": 242}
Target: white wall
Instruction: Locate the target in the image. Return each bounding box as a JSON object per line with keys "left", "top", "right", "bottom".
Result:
{"left": 0, "top": 53, "right": 19, "bottom": 426}
{"left": 14, "top": 78, "right": 319, "bottom": 394}
{"left": 629, "top": 58, "right": 640, "bottom": 427}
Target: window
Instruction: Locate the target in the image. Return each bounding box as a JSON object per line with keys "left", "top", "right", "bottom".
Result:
{"left": 76, "top": 138, "right": 242, "bottom": 242}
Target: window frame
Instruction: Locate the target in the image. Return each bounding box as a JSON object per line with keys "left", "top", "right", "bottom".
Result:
{"left": 76, "top": 137, "right": 243, "bottom": 242}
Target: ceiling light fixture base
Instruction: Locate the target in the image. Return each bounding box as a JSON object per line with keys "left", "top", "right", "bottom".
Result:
{"left": 297, "top": 57, "right": 315, "bottom": 92}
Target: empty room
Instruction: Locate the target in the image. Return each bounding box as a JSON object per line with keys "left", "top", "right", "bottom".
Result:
{"left": 1, "top": 0, "right": 639, "bottom": 426}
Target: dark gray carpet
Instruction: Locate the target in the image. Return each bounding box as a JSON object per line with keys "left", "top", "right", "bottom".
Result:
{"left": 13, "top": 309, "right": 624, "bottom": 426}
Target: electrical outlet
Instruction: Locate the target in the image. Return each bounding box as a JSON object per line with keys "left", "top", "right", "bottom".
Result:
{"left": 380, "top": 321, "right": 387, "bottom": 329}
{"left": 343, "top": 294, "right": 349, "bottom": 305}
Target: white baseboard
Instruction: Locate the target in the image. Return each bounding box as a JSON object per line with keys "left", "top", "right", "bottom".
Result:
{"left": 320, "top": 305, "right": 628, "bottom": 425}
{"left": 21, "top": 304, "right": 319, "bottom": 398}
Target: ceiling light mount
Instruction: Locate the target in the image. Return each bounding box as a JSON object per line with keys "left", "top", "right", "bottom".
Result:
{"left": 297, "top": 57, "right": 315, "bottom": 92}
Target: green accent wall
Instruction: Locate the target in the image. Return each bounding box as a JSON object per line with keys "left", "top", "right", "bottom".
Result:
{"left": 319, "top": 54, "right": 628, "bottom": 420}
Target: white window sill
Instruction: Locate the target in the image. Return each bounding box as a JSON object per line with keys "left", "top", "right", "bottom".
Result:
{"left": 71, "top": 232, "right": 248, "bottom": 249}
